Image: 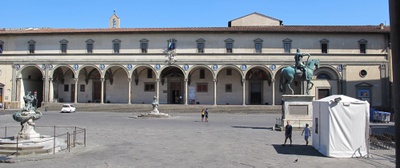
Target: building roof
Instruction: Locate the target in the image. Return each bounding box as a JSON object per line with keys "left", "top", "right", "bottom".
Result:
{"left": 228, "top": 12, "right": 283, "bottom": 26}
{"left": 0, "top": 25, "right": 390, "bottom": 35}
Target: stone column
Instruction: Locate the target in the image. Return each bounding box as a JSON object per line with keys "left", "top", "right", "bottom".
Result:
{"left": 242, "top": 79, "right": 246, "bottom": 106}
{"left": 74, "top": 78, "right": 78, "bottom": 104}
{"left": 213, "top": 79, "right": 217, "bottom": 106}
{"left": 156, "top": 78, "right": 160, "bottom": 103}
{"left": 380, "top": 64, "right": 389, "bottom": 107}
{"left": 341, "top": 65, "right": 347, "bottom": 94}
{"left": 184, "top": 78, "right": 188, "bottom": 105}
{"left": 11, "top": 65, "right": 17, "bottom": 101}
{"left": 49, "top": 78, "right": 54, "bottom": 103}
{"left": 44, "top": 65, "right": 49, "bottom": 103}
{"left": 16, "top": 77, "right": 22, "bottom": 104}
{"left": 272, "top": 78, "right": 275, "bottom": 106}
{"left": 100, "top": 78, "right": 105, "bottom": 104}
{"left": 128, "top": 78, "right": 132, "bottom": 104}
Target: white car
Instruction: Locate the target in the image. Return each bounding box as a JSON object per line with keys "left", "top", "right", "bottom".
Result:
{"left": 61, "top": 104, "right": 76, "bottom": 113}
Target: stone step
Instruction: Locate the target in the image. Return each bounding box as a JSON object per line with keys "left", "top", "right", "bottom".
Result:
{"left": 39, "top": 103, "right": 282, "bottom": 113}
{"left": 0, "top": 144, "right": 53, "bottom": 155}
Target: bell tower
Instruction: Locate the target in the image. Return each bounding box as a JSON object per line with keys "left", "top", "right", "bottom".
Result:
{"left": 109, "top": 10, "right": 120, "bottom": 28}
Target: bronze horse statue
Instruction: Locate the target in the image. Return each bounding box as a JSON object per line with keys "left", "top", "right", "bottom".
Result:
{"left": 279, "top": 59, "right": 320, "bottom": 95}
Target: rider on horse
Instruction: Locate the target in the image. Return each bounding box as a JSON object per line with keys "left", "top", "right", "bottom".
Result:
{"left": 294, "top": 48, "right": 310, "bottom": 76}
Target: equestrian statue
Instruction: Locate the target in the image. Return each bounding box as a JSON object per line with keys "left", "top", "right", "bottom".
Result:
{"left": 279, "top": 49, "right": 320, "bottom": 95}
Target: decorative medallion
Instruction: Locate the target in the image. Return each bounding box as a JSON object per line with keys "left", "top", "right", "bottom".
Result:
{"left": 100, "top": 64, "right": 105, "bottom": 70}
{"left": 155, "top": 64, "right": 161, "bottom": 70}
{"left": 212, "top": 64, "right": 218, "bottom": 71}
{"left": 183, "top": 64, "right": 189, "bottom": 71}
{"left": 270, "top": 64, "right": 276, "bottom": 71}
{"left": 41, "top": 64, "right": 46, "bottom": 70}
{"left": 241, "top": 64, "right": 247, "bottom": 71}
{"left": 127, "top": 64, "right": 132, "bottom": 70}
{"left": 74, "top": 64, "right": 79, "bottom": 70}
{"left": 337, "top": 65, "right": 343, "bottom": 71}
{"left": 49, "top": 64, "right": 53, "bottom": 70}
{"left": 15, "top": 64, "right": 20, "bottom": 70}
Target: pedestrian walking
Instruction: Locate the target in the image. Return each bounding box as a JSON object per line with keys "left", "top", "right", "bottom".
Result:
{"left": 301, "top": 123, "right": 311, "bottom": 145}
{"left": 201, "top": 108, "right": 205, "bottom": 122}
{"left": 205, "top": 108, "right": 209, "bottom": 122}
{"left": 282, "top": 121, "right": 292, "bottom": 146}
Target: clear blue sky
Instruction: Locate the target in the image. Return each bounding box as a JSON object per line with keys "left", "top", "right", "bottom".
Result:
{"left": 1, "top": 0, "right": 389, "bottom": 28}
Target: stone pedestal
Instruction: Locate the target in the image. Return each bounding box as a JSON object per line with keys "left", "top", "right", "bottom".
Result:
{"left": 281, "top": 95, "right": 314, "bottom": 129}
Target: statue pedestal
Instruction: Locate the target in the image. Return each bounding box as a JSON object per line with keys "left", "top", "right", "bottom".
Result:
{"left": 281, "top": 95, "right": 314, "bottom": 129}
{"left": 17, "top": 118, "right": 41, "bottom": 139}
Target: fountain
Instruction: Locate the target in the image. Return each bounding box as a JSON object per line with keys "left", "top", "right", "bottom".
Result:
{"left": 0, "top": 91, "right": 67, "bottom": 156}
{"left": 137, "top": 96, "right": 170, "bottom": 118}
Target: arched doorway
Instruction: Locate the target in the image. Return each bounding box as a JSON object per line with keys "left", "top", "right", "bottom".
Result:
{"left": 245, "top": 68, "right": 271, "bottom": 105}
{"left": 20, "top": 66, "right": 43, "bottom": 107}
{"left": 160, "top": 67, "right": 184, "bottom": 104}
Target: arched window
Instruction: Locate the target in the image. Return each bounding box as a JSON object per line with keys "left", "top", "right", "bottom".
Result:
{"left": 317, "top": 73, "right": 332, "bottom": 80}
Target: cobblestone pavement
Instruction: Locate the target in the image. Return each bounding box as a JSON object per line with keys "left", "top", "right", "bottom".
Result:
{"left": 0, "top": 111, "right": 395, "bottom": 168}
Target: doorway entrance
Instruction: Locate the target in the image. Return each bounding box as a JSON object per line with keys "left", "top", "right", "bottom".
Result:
{"left": 169, "top": 82, "right": 182, "bottom": 104}
{"left": 92, "top": 81, "right": 101, "bottom": 103}
{"left": 249, "top": 81, "right": 263, "bottom": 104}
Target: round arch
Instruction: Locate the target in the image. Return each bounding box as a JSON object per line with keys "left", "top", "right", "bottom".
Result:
{"left": 18, "top": 65, "right": 44, "bottom": 107}
{"left": 314, "top": 65, "right": 341, "bottom": 80}
{"left": 104, "top": 64, "right": 130, "bottom": 78}
{"left": 187, "top": 64, "right": 215, "bottom": 79}
{"left": 216, "top": 64, "right": 244, "bottom": 79}
{"left": 17, "top": 64, "right": 44, "bottom": 78}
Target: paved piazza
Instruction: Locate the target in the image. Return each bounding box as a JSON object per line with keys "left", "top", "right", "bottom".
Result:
{"left": 0, "top": 110, "right": 394, "bottom": 168}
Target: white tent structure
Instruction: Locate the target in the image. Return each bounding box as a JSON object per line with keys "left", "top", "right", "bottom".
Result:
{"left": 312, "top": 95, "right": 370, "bottom": 158}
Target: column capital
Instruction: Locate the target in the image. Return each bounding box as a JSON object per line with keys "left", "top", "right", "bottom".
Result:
{"left": 74, "top": 78, "right": 79, "bottom": 82}
{"left": 127, "top": 78, "right": 132, "bottom": 82}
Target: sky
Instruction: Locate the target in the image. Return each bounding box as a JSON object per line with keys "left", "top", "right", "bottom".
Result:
{"left": 0, "top": 0, "right": 390, "bottom": 29}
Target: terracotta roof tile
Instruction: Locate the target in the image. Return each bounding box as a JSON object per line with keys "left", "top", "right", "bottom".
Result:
{"left": 0, "top": 25, "right": 390, "bottom": 35}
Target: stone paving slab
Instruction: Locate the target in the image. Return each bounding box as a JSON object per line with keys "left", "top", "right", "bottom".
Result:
{"left": 0, "top": 111, "right": 394, "bottom": 168}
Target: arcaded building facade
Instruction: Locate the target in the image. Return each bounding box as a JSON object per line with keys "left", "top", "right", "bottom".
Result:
{"left": 0, "top": 13, "right": 391, "bottom": 109}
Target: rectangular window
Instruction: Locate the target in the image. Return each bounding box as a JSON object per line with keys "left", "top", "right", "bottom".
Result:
{"left": 0, "top": 44, "right": 3, "bottom": 54}
{"left": 284, "top": 43, "right": 291, "bottom": 53}
{"left": 197, "top": 83, "right": 208, "bottom": 92}
{"left": 197, "top": 43, "right": 204, "bottom": 53}
{"left": 113, "top": 43, "right": 120, "bottom": 54}
{"left": 87, "top": 43, "right": 93, "bottom": 53}
{"left": 80, "top": 84, "right": 85, "bottom": 92}
{"left": 360, "top": 44, "right": 366, "bottom": 54}
{"left": 64, "top": 84, "right": 69, "bottom": 92}
{"left": 200, "top": 69, "right": 205, "bottom": 79}
{"left": 29, "top": 43, "right": 35, "bottom": 54}
{"left": 144, "top": 83, "right": 155, "bottom": 92}
{"left": 225, "top": 84, "right": 232, "bottom": 92}
{"left": 226, "top": 43, "right": 233, "bottom": 53}
{"left": 321, "top": 43, "right": 328, "bottom": 53}
{"left": 227, "top": 69, "right": 232, "bottom": 76}
{"left": 255, "top": 43, "right": 262, "bottom": 53}
{"left": 141, "top": 43, "right": 148, "bottom": 53}
{"left": 147, "top": 69, "right": 153, "bottom": 78}
{"left": 61, "top": 44, "right": 67, "bottom": 53}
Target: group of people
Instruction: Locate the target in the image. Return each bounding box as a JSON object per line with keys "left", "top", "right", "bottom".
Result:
{"left": 282, "top": 121, "right": 311, "bottom": 146}
{"left": 201, "top": 108, "right": 209, "bottom": 122}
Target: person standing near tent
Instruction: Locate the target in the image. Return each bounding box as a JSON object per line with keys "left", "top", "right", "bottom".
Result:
{"left": 282, "top": 121, "right": 293, "bottom": 146}
{"left": 301, "top": 123, "right": 311, "bottom": 145}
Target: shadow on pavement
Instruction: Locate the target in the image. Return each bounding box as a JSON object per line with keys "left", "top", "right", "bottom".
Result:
{"left": 272, "top": 144, "right": 324, "bottom": 157}
{"left": 231, "top": 125, "right": 272, "bottom": 130}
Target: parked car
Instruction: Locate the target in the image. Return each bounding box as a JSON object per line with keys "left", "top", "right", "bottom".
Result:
{"left": 61, "top": 104, "right": 76, "bottom": 113}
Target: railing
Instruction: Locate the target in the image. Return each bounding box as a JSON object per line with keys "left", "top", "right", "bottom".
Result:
{"left": 0, "top": 125, "right": 86, "bottom": 156}
{"left": 368, "top": 133, "right": 395, "bottom": 167}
